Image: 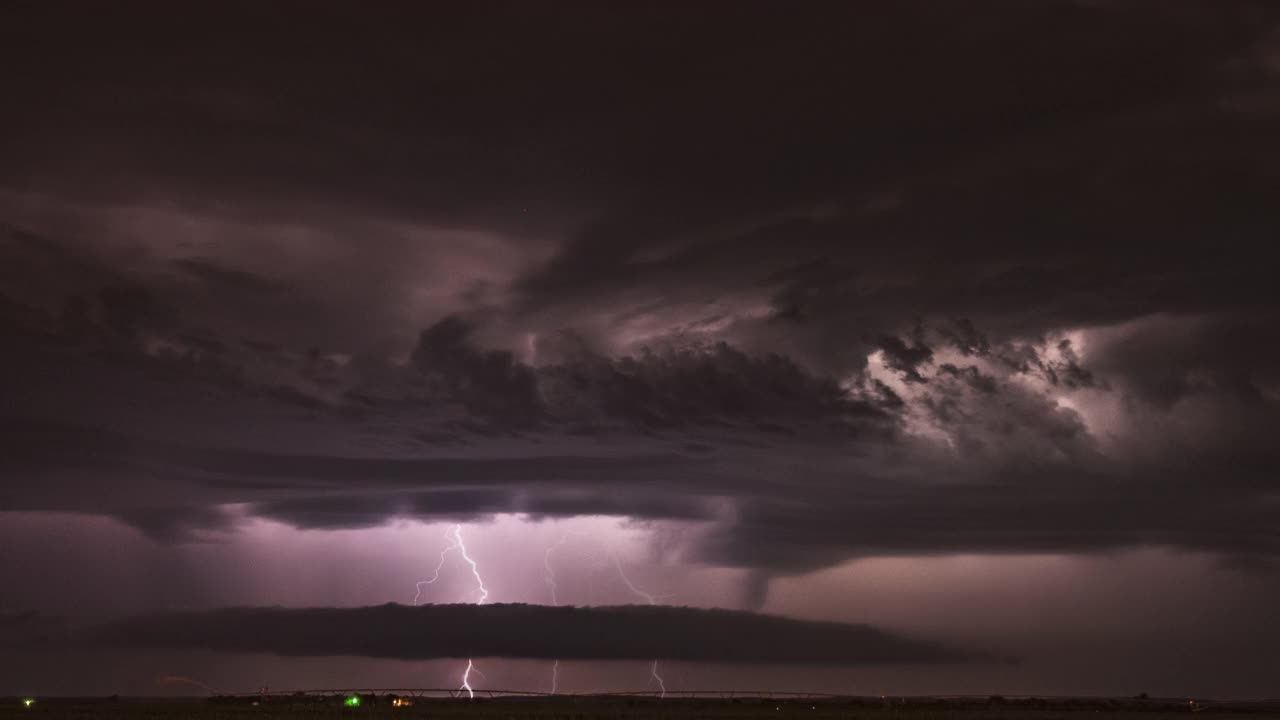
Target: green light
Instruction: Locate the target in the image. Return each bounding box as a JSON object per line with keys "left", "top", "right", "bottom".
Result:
{"left": 23, "top": 699, "right": 34, "bottom": 707}
{"left": 345, "top": 696, "right": 361, "bottom": 707}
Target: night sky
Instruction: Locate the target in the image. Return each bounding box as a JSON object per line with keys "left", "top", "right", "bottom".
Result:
{"left": 2, "top": 0, "right": 1279, "bottom": 700}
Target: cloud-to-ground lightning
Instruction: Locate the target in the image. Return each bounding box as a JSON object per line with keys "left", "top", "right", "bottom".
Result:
{"left": 612, "top": 555, "right": 668, "bottom": 698}
{"left": 543, "top": 534, "right": 571, "bottom": 693}
{"left": 452, "top": 524, "right": 489, "bottom": 605}
{"left": 544, "top": 533, "right": 569, "bottom": 607}
{"left": 414, "top": 524, "right": 489, "bottom": 698}
{"left": 612, "top": 555, "right": 662, "bottom": 604}
{"left": 460, "top": 658, "right": 479, "bottom": 697}
{"left": 648, "top": 659, "right": 666, "bottom": 698}
{"left": 452, "top": 524, "right": 489, "bottom": 697}
{"left": 413, "top": 527, "right": 462, "bottom": 605}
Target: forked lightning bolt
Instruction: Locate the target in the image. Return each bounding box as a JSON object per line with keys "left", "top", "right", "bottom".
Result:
{"left": 453, "top": 524, "right": 489, "bottom": 605}
{"left": 415, "top": 524, "right": 489, "bottom": 698}
{"left": 613, "top": 555, "right": 667, "bottom": 698}
{"left": 413, "top": 527, "right": 461, "bottom": 605}
{"left": 453, "top": 525, "right": 488, "bottom": 698}
{"left": 543, "top": 534, "right": 571, "bottom": 693}
{"left": 613, "top": 555, "right": 662, "bottom": 604}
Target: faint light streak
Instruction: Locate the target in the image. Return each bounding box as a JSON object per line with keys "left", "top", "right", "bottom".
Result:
{"left": 612, "top": 554, "right": 667, "bottom": 698}
{"left": 612, "top": 555, "right": 662, "bottom": 604}
{"left": 544, "top": 533, "right": 571, "bottom": 694}
{"left": 649, "top": 660, "right": 666, "bottom": 697}
{"left": 544, "top": 534, "right": 570, "bottom": 606}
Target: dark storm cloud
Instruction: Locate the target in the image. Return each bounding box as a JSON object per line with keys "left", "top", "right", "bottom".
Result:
{"left": 250, "top": 489, "right": 717, "bottom": 530}
{"left": 0, "top": 0, "right": 1278, "bottom": 581}
{"left": 937, "top": 364, "right": 998, "bottom": 395}
{"left": 178, "top": 445, "right": 705, "bottom": 490}
{"left": 1088, "top": 314, "right": 1280, "bottom": 411}
{"left": 86, "top": 604, "right": 978, "bottom": 665}
{"left": 252, "top": 491, "right": 512, "bottom": 531}
{"left": 504, "top": 2, "right": 1276, "bottom": 303}
{"left": 4, "top": 0, "right": 1277, "bottom": 350}
{"left": 410, "top": 316, "right": 542, "bottom": 427}
{"left": 115, "top": 506, "right": 239, "bottom": 543}
{"left": 0, "top": 416, "right": 721, "bottom": 532}
{"left": 697, "top": 460, "right": 1280, "bottom": 572}
{"left": 0, "top": 1, "right": 1270, "bottom": 229}
{"left": 2, "top": 289, "right": 1279, "bottom": 569}
{"left": 533, "top": 333, "right": 888, "bottom": 431}
{"left": 173, "top": 258, "right": 281, "bottom": 295}
{"left": 876, "top": 334, "right": 935, "bottom": 385}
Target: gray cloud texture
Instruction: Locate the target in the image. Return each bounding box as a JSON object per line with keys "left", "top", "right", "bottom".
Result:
{"left": 0, "top": 1, "right": 1278, "bottom": 581}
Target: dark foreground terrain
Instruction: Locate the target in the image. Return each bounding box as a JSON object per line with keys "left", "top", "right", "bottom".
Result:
{"left": 2, "top": 696, "right": 1278, "bottom": 720}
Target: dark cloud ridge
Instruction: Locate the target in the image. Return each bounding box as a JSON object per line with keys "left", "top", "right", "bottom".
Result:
{"left": 87, "top": 603, "right": 980, "bottom": 665}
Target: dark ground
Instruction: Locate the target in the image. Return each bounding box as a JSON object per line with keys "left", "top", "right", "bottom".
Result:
{"left": 2, "top": 696, "right": 1278, "bottom": 720}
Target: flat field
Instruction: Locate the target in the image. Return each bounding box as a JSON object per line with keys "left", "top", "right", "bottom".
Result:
{"left": 1, "top": 698, "right": 1275, "bottom": 720}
